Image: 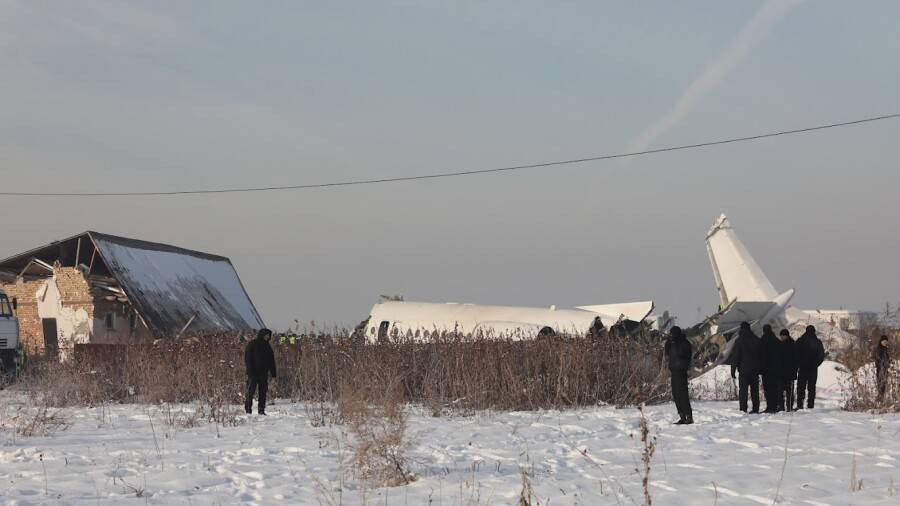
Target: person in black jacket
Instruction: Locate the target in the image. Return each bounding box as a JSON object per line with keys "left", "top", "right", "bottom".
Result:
{"left": 776, "top": 329, "right": 797, "bottom": 412}
{"left": 665, "top": 326, "right": 693, "bottom": 425}
{"left": 875, "top": 335, "right": 891, "bottom": 402}
{"left": 245, "top": 328, "right": 277, "bottom": 415}
{"left": 730, "top": 322, "right": 762, "bottom": 413}
{"left": 760, "top": 324, "right": 780, "bottom": 413}
{"left": 795, "top": 325, "right": 825, "bottom": 409}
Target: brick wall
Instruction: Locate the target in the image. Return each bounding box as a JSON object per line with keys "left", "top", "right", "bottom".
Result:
{"left": 2, "top": 266, "right": 157, "bottom": 355}
{"left": 55, "top": 267, "right": 94, "bottom": 309}
{"left": 0, "top": 267, "right": 97, "bottom": 355}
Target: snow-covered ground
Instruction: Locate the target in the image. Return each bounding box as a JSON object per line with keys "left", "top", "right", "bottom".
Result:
{"left": 2, "top": 366, "right": 898, "bottom": 505}
{"left": 691, "top": 361, "right": 852, "bottom": 403}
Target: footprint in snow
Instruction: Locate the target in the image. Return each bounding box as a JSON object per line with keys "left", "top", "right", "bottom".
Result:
{"left": 710, "top": 437, "right": 760, "bottom": 449}
{"left": 743, "top": 494, "right": 775, "bottom": 504}
{"left": 674, "top": 463, "right": 708, "bottom": 470}
{"left": 241, "top": 471, "right": 264, "bottom": 481}
{"left": 704, "top": 485, "right": 739, "bottom": 497}
{"left": 800, "top": 463, "right": 835, "bottom": 471}
{"left": 238, "top": 491, "right": 262, "bottom": 502}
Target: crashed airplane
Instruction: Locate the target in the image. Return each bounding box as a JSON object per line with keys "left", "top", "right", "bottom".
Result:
{"left": 360, "top": 299, "right": 654, "bottom": 341}
{"left": 701, "top": 214, "right": 856, "bottom": 360}
{"left": 358, "top": 214, "right": 858, "bottom": 351}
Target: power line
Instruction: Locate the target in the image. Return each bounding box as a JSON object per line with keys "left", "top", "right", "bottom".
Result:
{"left": 2, "top": 112, "right": 899, "bottom": 197}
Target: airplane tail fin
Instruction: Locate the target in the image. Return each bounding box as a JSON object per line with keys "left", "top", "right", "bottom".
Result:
{"left": 705, "top": 214, "right": 778, "bottom": 307}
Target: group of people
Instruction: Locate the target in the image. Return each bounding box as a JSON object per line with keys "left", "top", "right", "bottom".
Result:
{"left": 666, "top": 323, "right": 895, "bottom": 425}
{"left": 729, "top": 323, "right": 825, "bottom": 414}
{"left": 664, "top": 323, "right": 828, "bottom": 425}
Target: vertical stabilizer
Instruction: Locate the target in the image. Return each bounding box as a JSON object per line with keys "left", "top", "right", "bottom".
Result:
{"left": 705, "top": 214, "right": 778, "bottom": 305}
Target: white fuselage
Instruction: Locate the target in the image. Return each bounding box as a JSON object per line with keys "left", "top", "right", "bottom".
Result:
{"left": 364, "top": 300, "right": 652, "bottom": 341}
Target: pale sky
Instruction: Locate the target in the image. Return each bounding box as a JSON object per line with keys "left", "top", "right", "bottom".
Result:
{"left": 1, "top": 1, "right": 899, "bottom": 330}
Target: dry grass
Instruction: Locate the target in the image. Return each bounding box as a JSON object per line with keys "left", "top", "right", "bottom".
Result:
{"left": 518, "top": 470, "right": 536, "bottom": 506}
{"left": 638, "top": 405, "right": 656, "bottom": 506}
{"left": 20, "top": 331, "right": 668, "bottom": 413}
{"left": 7, "top": 405, "right": 70, "bottom": 437}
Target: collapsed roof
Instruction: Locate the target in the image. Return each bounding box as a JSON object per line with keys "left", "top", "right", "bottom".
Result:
{"left": 0, "top": 231, "right": 265, "bottom": 336}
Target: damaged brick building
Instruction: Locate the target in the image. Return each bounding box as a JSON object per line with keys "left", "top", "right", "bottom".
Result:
{"left": 0, "top": 232, "right": 265, "bottom": 358}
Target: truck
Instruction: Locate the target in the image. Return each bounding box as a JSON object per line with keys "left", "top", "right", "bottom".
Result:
{"left": 0, "top": 289, "right": 21, "bottom": 378}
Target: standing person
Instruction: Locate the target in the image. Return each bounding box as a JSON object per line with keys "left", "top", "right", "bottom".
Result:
{"left": 795, "top": 325, "right": 825, "bottom": 410}
{"left": 760, "top": 324, "right": 780, "bottom": 413}
{"left": 665, "top": 326, "right": 693, "bottom": 425}
{"left": 777, "top": 329, "right": 798, "bottom": 412}
{"left": 244, "top": 328, "right": 277, "bottom": 415}
{"left": 730, "top": 322, "right": 762, "bottom": 413}
{"left": 875, "top": 335, "right": 891, "bottom": 402}
{"left": 15, "top": 341, "right": 26, "bottom": 379}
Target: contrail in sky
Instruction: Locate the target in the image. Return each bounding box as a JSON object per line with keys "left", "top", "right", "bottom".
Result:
{"left": 625, "top": 0, "right": 805, "bottom": 153}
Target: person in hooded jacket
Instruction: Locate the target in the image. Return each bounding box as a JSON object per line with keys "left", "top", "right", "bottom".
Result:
{"left": 760, "top": 324, "right": 780, "bottom": 413}
{"left": 245, "top": 328, "right": 277, "bottom": 415}
{"left": 776, "top": 329, "right": 797, "bottom": 412}
{"left": 875, "top": 335, "right": 891, "bottom": 402}
{"left": 795, "top": 325, "right": 825, "bottom": 409}
{"left": 730, "top": 322, "right": 762, "bottom": 413}
{"left": 665, "top": 326, "right": 693, "bottom": 425}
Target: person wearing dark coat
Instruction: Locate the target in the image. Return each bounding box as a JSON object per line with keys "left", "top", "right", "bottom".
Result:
{"left": 245, "top": 328, "right": 277, "bottom": 415}
{"left": 730, "top": 322, "right": 762, "bottom": 413}
{"left": 875, "top": 335, "right": 891, "bottom": 402}
{"left": 776, "top": 329, "right": 797, "bottom": 412}
{"left": 665, "top": 326, "right": 693, "bottom": 425}
{"left": 760, "top": 324, "right": 781, "bottom": 413}
{"left": 795, "top": 325, "right": 825, "bottom": 409}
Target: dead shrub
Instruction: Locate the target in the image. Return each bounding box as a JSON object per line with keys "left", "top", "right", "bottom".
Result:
{"left": 638, "top": 405, "right": 656, "bottom": 506}
{"left": 340, "top": 370, "right": 415, "bottom": 487}
{"left": 159, "top": 403, "right": 204, "bottom": 429}
{"left": 843, "top": 364, "right": 899, "bottom": 413}
{"left": 10, "top": 405, "right": 69, "bottom": 437}
{"left": 304, "top": 401, "right": 339, "bottom": 427}
{"left": 518, "top": 470, "right": 536, "bottom": 506}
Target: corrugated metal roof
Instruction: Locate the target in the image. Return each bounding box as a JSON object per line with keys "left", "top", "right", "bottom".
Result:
{"left": 89, "top": 232, "right": 264, "bottom": 336}
{"left": 0, "top": 231, "right": 265, "bottom": 336}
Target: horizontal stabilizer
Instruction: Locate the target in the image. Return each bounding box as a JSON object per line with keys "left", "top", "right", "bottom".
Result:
{"left": 576, "top": 301, "right": 654, "bottom": 323}
{"left": 713, "top": 301, "right": 775, "bottom": 334}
